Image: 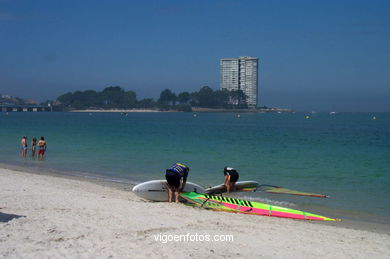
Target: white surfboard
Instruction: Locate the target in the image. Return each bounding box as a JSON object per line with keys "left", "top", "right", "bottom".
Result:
{"left": 132, "top": 180, "right": 205, "bottom": 201}
{"left": 204, "top": 181, "right": 259, "bottom": 194}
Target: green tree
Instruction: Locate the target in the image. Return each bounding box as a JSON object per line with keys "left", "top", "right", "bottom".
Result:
{"left": 101, "top": 86, "right": 125, "bottom": 108}
{"left": 177, "top": 92, "right": 190, "bottom": 104}
{"left": 57, "top": 86, "right": 139, "bottom": 110}
{"left": 71, "top": 91, "right": 88, "bottom": 109}
{"left": 158, "top": 89, "right": 176, "bottom": 106}
{"left": 230, "top": 89, "right": 248, "bottom": 108}
{"left": 137, "top": 98, "right": 156, "bottom": 109}
{"left": 83, "top": 90, "right": 101, "bottom": 107}
{"left": 123, "top": 90, "right": 137, "bottom": 108}
{"left": 214, "top": 89, "right": 230, "bottom": 108}
{"left": 195, "top": 86, "right": 215, "bottom": 107}
{"left": 57, "top": 92, "right": 74, "bottom": 107}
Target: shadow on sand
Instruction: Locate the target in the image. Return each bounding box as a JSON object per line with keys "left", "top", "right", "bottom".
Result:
{"left": 0, "top": 211, "right": 25, "bottom": 223}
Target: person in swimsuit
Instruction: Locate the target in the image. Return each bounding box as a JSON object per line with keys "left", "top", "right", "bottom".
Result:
{"left": 223, "top": 166, "right": 239, "bottom": 193}
{"left": 31, "top": 137, "right": 37, "bottom": 157}
{"left": 165, "top": 163, "right": 190, "bottom": 203}
{"left": 37, "top": 136, "right": 47, "bottom": 159}
{"left": 21, "top": 136, "right": 28, "bottom": 158}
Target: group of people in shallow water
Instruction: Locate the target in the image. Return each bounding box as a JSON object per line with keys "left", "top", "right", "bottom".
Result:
{"left": 21, "top": 136, "right": 47, "bottom": 159}
{"left": 165, "top": 163, "right": 239, "bottom": 203}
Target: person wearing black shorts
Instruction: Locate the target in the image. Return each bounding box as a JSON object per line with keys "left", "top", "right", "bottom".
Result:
{"left": 165, "top": 163, "right": 190, "bottom": 203}
{"left": 224, "top": 166, "right": 239, "bottom": 193}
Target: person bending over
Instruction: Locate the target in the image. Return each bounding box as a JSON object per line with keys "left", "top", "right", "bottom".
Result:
{"left": 224, "top": 166, "right": 239, "bottom": 193}
{"left": 165, "top": 163, "right": 190, "bottom": 203}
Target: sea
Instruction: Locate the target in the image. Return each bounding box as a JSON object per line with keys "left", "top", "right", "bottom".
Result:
{"left": 1, "top": 111, "right": 389, "bottom": 226}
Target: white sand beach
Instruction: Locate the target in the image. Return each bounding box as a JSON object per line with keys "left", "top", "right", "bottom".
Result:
{"left": 1, "top": 168, "right": 389, "bottom": 258}
{"left": 71, "top": 109, "right": 163, "bottom": 113}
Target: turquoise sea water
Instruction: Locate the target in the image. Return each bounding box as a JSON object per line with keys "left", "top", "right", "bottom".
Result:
{"left": 1, "top": 112, "right": 389, "bottom": 224}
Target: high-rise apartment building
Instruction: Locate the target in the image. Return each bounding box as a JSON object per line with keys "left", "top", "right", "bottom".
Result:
{"left": 220, "top": 56, "right": 259, "bottom": 108}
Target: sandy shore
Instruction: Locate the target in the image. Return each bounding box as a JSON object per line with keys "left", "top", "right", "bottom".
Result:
{"left": 1, "top": 168, "right": 389, "bottom": 258}
{"left": 71, "top": 109, "right": 162, "bottom": 113}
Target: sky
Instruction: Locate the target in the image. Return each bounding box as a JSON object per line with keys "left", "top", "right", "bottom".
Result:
{"left": 0, "top": 0, "right": 389, "bottom": 112}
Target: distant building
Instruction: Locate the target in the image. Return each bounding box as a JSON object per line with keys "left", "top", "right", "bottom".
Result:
{"left": 220, "top": 56, "right": 259, "bottom": 108}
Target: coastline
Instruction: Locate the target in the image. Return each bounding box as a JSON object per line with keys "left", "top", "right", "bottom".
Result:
{"left": 191, "top": 107, "right": 294, "bottom": 113}
{"left": 70, "top": 109, "right": 163, "bottom": 113}
{"left": 1, "top": 167, "right": 389, "bottom": 258}
{"left": 2, "top": 161, "right": 390, "bottom": 233}
{"left": 68, "top": 107, "right": 294, "bottom": 113}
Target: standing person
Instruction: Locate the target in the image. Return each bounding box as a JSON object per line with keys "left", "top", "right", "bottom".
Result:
{"left": 37, "top": 136, "right": 47, "bottom": 159}
{"left": 165, "top": 163, "right": 190, "bottom": 203}
{"left": 21, "top": 136, "right": 28, "bottom": 158}
{"left": 223, "top": 166, "right": 239, "bottom": 193}
{"left": 31, "top": 137, "right": 37, "bottom": 157}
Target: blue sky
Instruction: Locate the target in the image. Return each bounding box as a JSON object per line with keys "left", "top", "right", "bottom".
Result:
{"left": 1, "top": 0, "right": 389, "bottom": 111}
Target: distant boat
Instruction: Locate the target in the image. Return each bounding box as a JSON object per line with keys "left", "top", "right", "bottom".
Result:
{"left": 329, "top": 112, "right": 336, "bottom": 115}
